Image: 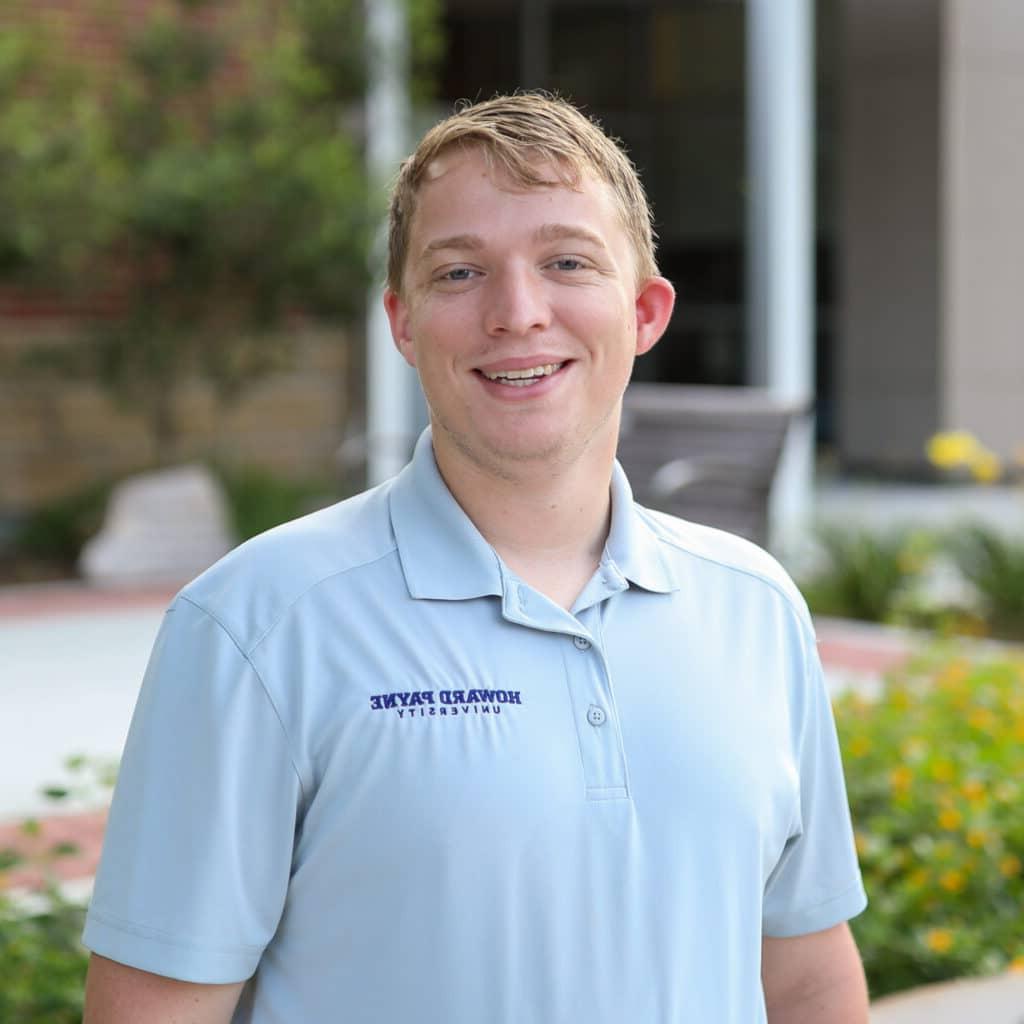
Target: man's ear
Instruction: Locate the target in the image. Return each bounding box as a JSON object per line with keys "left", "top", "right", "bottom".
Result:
{"left": 634, "top": 276, "right": 676, "bottom": 357}
{"left": 383, "top": 288, "right": 417, "bottom": 368}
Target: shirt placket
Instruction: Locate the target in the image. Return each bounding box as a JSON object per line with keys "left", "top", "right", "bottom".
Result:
{"left": 501, "top": 568, "right": 631, "bottom": 802}
{"left": 563, "top": 603, "right": 630, "bottom": 801}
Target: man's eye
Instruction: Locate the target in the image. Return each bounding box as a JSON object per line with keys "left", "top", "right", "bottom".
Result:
{"left": 549, "top": 258, "right": 586, "bottom": 271}
{"left": 441, "top": 268, "right": 475, "bottom": 281}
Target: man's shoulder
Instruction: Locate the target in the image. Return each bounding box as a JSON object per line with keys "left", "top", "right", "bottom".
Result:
{"left": 177, "top": 482, "right": 398, "bottom": 651}
{"left": 635, "top": 504, "right": 812, "bottom": 628}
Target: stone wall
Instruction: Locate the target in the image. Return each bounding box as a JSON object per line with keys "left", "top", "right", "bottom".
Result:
{"left": 0, "top": 317, "right": 354, "bottom": 517}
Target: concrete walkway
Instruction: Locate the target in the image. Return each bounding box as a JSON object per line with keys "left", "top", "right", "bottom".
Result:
{"left": 0, "top": 584, "right": 173, "bottom": 820}
{"left": 870, "top": 972, "right": 1024, "bottom": 1022}
{"left": 815, "top": 477, "right": 1022, "bottom": 536}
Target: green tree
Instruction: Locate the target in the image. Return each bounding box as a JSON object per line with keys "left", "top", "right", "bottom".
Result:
{"left": 0, "top": 15, "right": 108, "bottom": 288}
{"left": 0, "top": 0, "right": 441, "bottom": 461}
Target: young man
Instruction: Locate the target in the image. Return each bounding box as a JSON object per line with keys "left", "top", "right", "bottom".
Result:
{"left": 83, "top": 94, "right": 868, "bottom": 1023}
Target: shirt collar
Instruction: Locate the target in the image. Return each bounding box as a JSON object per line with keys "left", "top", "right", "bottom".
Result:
{"left": 389, "top": 428, "right": 678, "bottom": 601}
{"left": 389, "top": 430, "right": 505, "bottom": 600}
{"left": 603, "top": 459, "right": 679, "bottom": 594}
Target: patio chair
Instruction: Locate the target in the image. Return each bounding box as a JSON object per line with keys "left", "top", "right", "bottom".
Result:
{"left": 617, "top": 382, "right": 806, "bottom": 547}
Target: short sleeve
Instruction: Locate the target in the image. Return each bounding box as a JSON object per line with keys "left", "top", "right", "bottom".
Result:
{"left": 82, "top": 596, "right": 303, "bottom": 983}
{"left": 761, "top": 630, "right": 867, "bottom": 937}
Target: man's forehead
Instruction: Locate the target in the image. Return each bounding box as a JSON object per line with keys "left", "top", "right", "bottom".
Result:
{"left": 401, "top": 145, "right": 635, "bottom": 280}
{"left": 410, "top": 149, "right": 622, "bottom": 237}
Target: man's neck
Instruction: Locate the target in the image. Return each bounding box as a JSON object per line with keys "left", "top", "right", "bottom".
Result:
{"left": 433, "top": 438, "right": 615, "bottom": 611}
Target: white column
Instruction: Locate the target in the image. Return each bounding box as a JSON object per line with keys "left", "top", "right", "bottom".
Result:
{"left": 365, "top": 0, "right": 418, "bottom": 485}
{"left": 746, "top": 0, "right": 815, "bottom": 554}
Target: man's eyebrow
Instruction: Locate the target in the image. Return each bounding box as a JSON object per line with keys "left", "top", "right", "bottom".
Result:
{"left": 419, "top": 234, "right": 485, "bottom": 260}
{"left": 534, "top": 223, "right": 608, "bottom": 249}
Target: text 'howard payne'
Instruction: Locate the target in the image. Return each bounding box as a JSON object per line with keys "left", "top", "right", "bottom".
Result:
{"left": 369, "top": 689, "right": 523, "bottom": 719}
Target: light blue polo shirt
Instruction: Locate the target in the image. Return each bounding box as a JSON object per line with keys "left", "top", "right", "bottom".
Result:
{"left": 84, "top": 429, "right": 866, "bottom": 1024}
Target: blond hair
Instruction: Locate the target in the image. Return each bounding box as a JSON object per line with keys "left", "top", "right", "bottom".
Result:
{"left": 386, "top": 92, "right": 658, "bottom": 293}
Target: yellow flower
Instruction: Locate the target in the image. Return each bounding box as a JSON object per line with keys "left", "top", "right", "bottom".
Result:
{"left": 968, "top": 707, "right": 997, "bottom": 733}
{"left": 939, "top": 869, "right": 966, "bottom": 893}
{"left": 966, "top": 828, "right": 989, "bottom": 849}
{"left": 924, "top": 928, "right": 955, "bottom": 954}
{"left": 1010, "top": 954, "right": 1024, "bottom": 974}
{"left": 938, "top": 808, "right": 962, "bottom": 831}
{"left": 937, "top": 661, "right": 969, "bottom": 690}
{"left": 970, "top": 451, "right": 1003, "bottom": 483}
{"left": 999, "top": 855, "right": 1022, "bottom": 878}
{"left": 931, "top": 760, "right": 956, "bottom": 783}
{"left": 889, "top": 688, "right": 911, "bottom": 711}
{"left": 890, "top": 766, "right": 913, "bottom": 793}
{"left": 927, "top": 431, "right": 980, "bottom": 469}
{"left": 908, "top": 868, "right": 929, "bottom": 890}
{"left": 849, "top": 735, "right": 871, "bottom": 758}
{"left": 961, "top": 778, "right": 986, "bottom": 803}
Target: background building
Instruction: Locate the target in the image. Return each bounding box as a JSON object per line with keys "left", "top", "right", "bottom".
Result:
{"left": 2, "top": 0, "right": 1021, "bottom": 530}
{"left": 436, "top": 0, "right": 1023, "bottom": 474}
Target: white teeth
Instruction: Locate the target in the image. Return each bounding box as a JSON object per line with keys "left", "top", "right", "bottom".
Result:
{"left": 482, "top": 362, "right": 563, "bottom": 383}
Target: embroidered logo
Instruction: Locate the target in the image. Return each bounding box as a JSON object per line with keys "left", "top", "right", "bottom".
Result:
{"left": 368, "top": 689, "right": 523, "bottom": 719}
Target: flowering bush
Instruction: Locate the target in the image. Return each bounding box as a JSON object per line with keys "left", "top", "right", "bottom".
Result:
{"left": 0, "top": 878, "right": 88, "bottom": 1024}
{"left": 835, "top": 650, "right": 1024, "bottom": 997}
{"left": 927, "top": 431, "right": 1024, "bottom": 483}
{"left": 0, "top": 756, "right": 115, "bottom": 1022}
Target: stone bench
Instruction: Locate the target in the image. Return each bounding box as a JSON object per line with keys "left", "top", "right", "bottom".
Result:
{"left": 617, "top": 383, "right": 805, "bottom": 547}
{"left": 79, "top": 464, "right": 236, "bottom": 586}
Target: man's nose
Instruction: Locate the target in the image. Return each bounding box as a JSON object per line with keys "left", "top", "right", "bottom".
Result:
{"left": 483, "top": 266, "right": 551, "bottom": 336}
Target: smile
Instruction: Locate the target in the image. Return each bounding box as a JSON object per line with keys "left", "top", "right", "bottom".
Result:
{"left": 480, "top": 363, "right": 564, "bottom": 386}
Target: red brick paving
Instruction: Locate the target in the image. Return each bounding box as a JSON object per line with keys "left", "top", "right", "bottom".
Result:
{"left": 0, "top": 809, "right": 106, "bottom": 891}
{"left": 0, "top": 583, "right": 177, "bottom": 619}
{"left": 816, "top": 636, "right": 911, "bottom": 675}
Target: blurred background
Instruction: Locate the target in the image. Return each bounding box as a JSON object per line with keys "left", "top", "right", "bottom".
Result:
{"left": 0, "top": 1, "right": 1022, "bottom": 1018}
{"left": 1, "top": 0, "right": 1021, "bottom": 580}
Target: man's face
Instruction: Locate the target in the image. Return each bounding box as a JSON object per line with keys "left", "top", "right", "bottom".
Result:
{"left": 385, "top": 147, "right": 674, "bottom": 479}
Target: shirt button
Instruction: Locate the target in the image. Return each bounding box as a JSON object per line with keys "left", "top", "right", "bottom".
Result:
{"left": 587, "top": 705, "right": 607, "bottom": 727}
{"left": 573, "top": 635, "right": 591, "bottom": 651}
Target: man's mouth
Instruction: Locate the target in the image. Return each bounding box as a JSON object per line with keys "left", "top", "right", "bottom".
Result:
{"left": 479, "top": 362, "right": 564, "bottom": 387}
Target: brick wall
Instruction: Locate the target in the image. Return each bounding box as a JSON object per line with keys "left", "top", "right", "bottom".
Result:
{"left": 0, "top": 318, "right": 353, "bottom": 515}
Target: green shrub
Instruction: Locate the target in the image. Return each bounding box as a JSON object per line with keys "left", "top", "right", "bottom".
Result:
{"left": 800, "top": 526, "right": 933, "bottom": 624}
{"left": 947, "top": 526, "right": 1024, "bottom": 642}
{"left": 211, "top": 464, "right": 342, "bottom": 542}
{"left": 0, "top": 757, "right": 113, "bottom": 1022}
{"left": 835, "top": 650, "right": 1024, "bottom": 997}
{"left": 0, "top": 885, "right": 89, "bottom": 1024}
{"left": 11, "top": 479, "right": 114, "bottom": 574}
